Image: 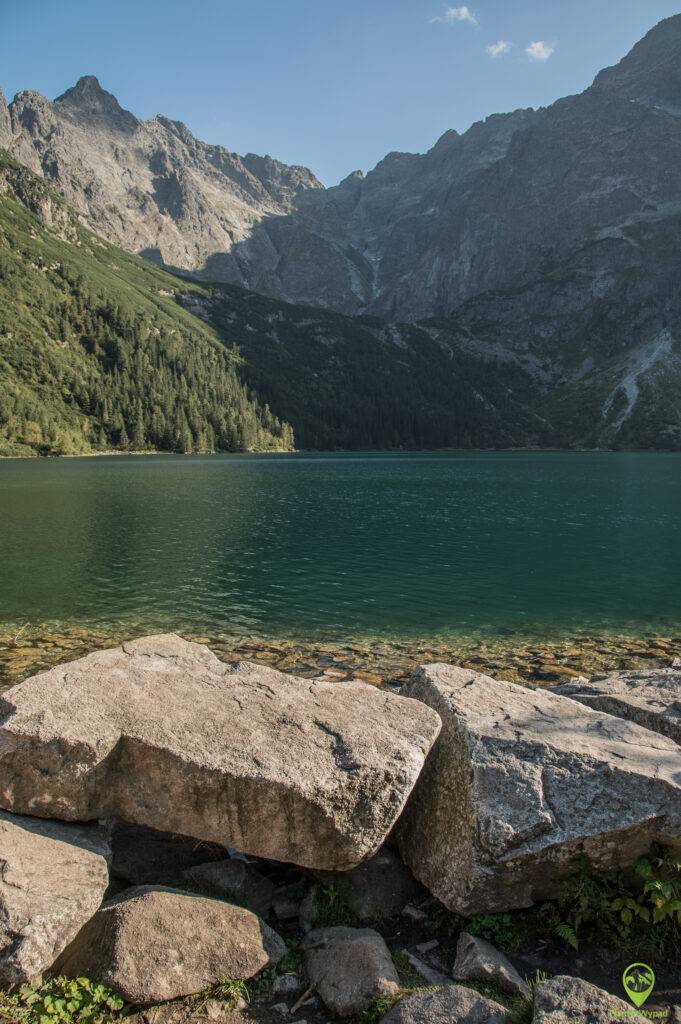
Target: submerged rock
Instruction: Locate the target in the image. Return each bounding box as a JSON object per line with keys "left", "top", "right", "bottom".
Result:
{"left": 555, "top": 668, "right": 681, "bottom": 745}
{"left": 380, "top": 985, "right": 510, "bottom": 1024}
{"left": 397, "top": 664, "right": 681, "bottom": 914}
{"left": 532, "top": 976, "right": 637, "bottom": 1024}
{"left": 0, "top": 634, "right": 441, "bottom": 870}
{"left": 304, "top": 926, "right": 400, "bottom": 1017}
{"left": 54, "top": 885, "right": 286, "bottom": 1004}
{"left": 0, "top": 810, "right": 110, "bottom": 985}
{"left": 452, "top": 931, "right": 529, "bottom": 998}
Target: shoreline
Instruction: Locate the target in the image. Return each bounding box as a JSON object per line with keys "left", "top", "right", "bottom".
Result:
{"left": 2, "top": 623, "right": 679, "bottom": 693}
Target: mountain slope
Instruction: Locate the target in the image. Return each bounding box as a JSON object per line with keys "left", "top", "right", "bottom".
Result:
{"left": 0, "top": 151, "right": 293, "bottom": 456}
{"left": 4, "top": 17, "right": 681, "bottom": 326}
{"left": 0, "top": 75, "right": 321, "bottom": 282}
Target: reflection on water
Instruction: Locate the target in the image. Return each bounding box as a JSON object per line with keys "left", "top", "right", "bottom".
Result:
{"left": 1, "top": 451, "right": 681, "bottom": 642}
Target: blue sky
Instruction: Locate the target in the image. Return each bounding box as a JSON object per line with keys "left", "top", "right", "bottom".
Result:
{"left": 2, "top": 1, "right": 680, "bottom": 185}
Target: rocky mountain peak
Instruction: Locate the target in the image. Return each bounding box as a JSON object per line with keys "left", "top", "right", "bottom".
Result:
{"left": 55, "top": 75, "right": 138, "bottom": 130}
{"left": 0, "top": 87, "right": 10, "bottom": 145}
{"left": 592, "top": 14, "right": 681, "bottom": 111}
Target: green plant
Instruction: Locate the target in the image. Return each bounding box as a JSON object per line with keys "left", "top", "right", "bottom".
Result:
{"left": 547, "top": 847, "right": 681, "bottom": 954}
{"left": 314, "top": 883, "right": 358, "bottom": 927}
{"left": 209, "top": 978, "right": 248, "bottom": 1008}
{"left": 635, "top": 849, "right": 681, "bottom": 925}
{"left": 360, "top": 992, "right": 404, "bottom": 1024}
{"left": 0, "top": 976, "right": 125, "bottom": 1024}
{"left": 248, "top": 940, "right": 302, "bottom": 999}
{"left": 468, "top": 912, "right": 523, "bottom": 952}
{"left": 508, "top": 972, "right": 548, "bottom": 1024}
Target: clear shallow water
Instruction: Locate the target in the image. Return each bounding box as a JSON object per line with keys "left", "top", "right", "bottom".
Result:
{"left": 1, "top": 451, "right": 681, "bottom": 641}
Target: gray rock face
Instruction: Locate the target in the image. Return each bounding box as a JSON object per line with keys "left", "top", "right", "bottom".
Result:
{"left": 312, "top": 847, "right": 425, "bottom": 923}
{"left": 452, "top": 932, "right": 529, "bottom": 998}
{"left": 0, "top": 810, "right": 110, "bottom": 985}
{"left": 3, "top": 76, "right": 322, "bottom": 283}
{"left": 555, "top": 669, "right": 681, "bottom": 745}
{"left": 0, "top": 634, "right": 441, "bottom": 870}
{"left": 54, "top": 885, "right": 286, "bottom": 1004}
{"left": 304, "top": 926, "right": 400, "bottom": 1017}
{"left": 380, "top": 985, "right": 510, "bottom": 1024}
{"left": 182, "top": 858, "right": 274, "bottom": 916}
{"left": 397, "top": 664, "right": 681, "bottom": 914}
{"left": 532, "top": 976, "right": 637, "bottom": 1024}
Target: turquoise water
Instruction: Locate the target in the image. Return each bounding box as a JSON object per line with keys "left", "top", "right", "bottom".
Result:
{"left": 1, "top": 451, "right": 680, "bottom": 640}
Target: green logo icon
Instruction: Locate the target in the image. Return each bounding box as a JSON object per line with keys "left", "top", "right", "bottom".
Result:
{"left": 622, "top": 963, "right": 656, "bottom": 1008}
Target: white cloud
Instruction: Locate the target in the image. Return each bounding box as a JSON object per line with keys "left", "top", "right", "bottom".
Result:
{"left": 486, "top": 39, "right": 512, "bottom": 58}
{"left": 431, "top": 6, "right": 478, "bottom": 26}
{"left": 525, "top": 40, "right": 554, "bottom": 62}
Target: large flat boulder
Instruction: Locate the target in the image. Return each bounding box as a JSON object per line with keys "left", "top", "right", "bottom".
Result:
{"left": 0, "top": 810, "right": 110, "bottom": 985}
{"left": 533, "top": 976, "right": 640, "bottom": 1024}
{"left": 0, "top": 635, "right": 441, "bottom": 870}
{"left": 54, "top": 885, "right": 286, "bottom": 1004}
{"left": 380, "top": 985, "right": 509, "bottom": 1024}
{"left": 555, "top": 668, "right": 681, "bottom": 745}
{"left": 397, "top": 664, "right": 681, "bottom": 914}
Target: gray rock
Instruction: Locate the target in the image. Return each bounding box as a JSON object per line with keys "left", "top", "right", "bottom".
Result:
{"left": 54, "top": 885, "right": 286, "bottom": 1004}
{"left": 312, "top": 847, "right": 425, "bottom": 923}
{"left": 110, "top": 820, "right": 226, "bottom": 885}
{"left": 0, "top": 634, "right": 441, "bottom": 870}
{"left": 304, "top": 926, "right": 400, "bottom": 1017}
{"left": 272, "top": 973, "right": 303, "bottom": 997}
{"left": 397, "top": 664, "right": 681, "bottom": 914}
{"left": 0, "top": 810, "right": 110, "bottom": 985}
{"left": 532, "top": 975, "right": 636, "bottom": 1024}
{"left": 555, "top": 669, "right": 681, "bottom": 745}
{"left": 182, "top": 858, "right": 274, "bottom": 916}
{"left": 452, "top": 932, "right": 529, "bottom": 998}
{"left": 399, "top": 949, "right": 450, "bottom": 986}
{"left": 380, "top": 985, "right": 510, "bottom": 1024}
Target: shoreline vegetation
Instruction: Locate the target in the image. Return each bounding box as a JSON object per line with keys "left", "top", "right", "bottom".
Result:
{"left": 2, "top": 624, "right": 680, "bottom": 694}
{"left": 3, "top": 446, "right": 681, "bottom": 460}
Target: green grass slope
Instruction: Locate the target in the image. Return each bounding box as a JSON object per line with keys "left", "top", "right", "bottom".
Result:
{"left": 0, "top": 150, "right": 293, "bottom": 456}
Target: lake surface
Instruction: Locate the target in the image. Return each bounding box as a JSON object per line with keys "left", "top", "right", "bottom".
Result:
{"left": 1, "top": 451, "right": 681, "bottom": 644}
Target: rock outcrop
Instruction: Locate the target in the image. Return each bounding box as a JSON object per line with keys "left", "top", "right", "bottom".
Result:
{"left": 452, "top": 932, "right": 529, "bottom": 998}
{"left": 54, "top": 886, "right": 286, "bottom": 1004}
{"left": 555, "top": 668, "right": 681, "bottom": 745}
{"left": 0, "top": 810, "right": 110, "bottom": 985}
{"left": 0, "top": 634, "right": 441, "bottom": 870}
{"left": 303, "top": 926, "right": 400, "bottom": 1017}
{"left": 397, "top": 664, "right": 681, "bottom": 913}
{"left": 380, "top": 985, "right": 510, "bottom": 1024}
{"left": 3, "top": 76, "right": 322, "bottom": 282}
{"left": 532, "top": 976, "right": 640, "bottom": 1024}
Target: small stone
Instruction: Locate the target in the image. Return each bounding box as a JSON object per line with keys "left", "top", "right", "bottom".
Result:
{"left": 313, "top": 847, "right": 425, "bottom": 923}
{"left": 399, "top": 950, "right": 449, "bottom": 987}
{"left": 415, "top": 939, "right": 439, "bottom": 954}
{"left": 272, "top": 973, "right": 303, "bottom": 997}
{"left": 272, "top": 1003, "right": 289, "bottom": 1016}
{"left": 452, "top": 932, "right": 529, "bottom": 998}
{"left": 273, "top": 888, "right": 301, "bottom": 921}
{"left": 304, "top": 926, "right": 400, "bottom": 1017}
{"left": 401, "top": 904, "right": 428, "bottom": 923}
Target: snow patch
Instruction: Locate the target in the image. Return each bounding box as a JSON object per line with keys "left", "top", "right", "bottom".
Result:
{"left": 602, "top": 329, "right": 673, "bottom": 428}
